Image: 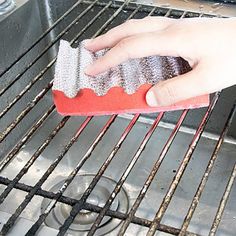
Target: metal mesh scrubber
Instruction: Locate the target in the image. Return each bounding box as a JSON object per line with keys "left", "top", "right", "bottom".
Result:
{"left": 53, "top": 40, "right": 191, "bottom": 98}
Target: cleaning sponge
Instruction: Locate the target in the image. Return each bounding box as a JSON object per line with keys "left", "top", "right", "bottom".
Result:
{"left": 52, "top": 40, "right": 209, "bottom": 116}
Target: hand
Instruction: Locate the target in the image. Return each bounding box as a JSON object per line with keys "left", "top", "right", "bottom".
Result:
{"left": 84, "top": 17, "right": 236, "bottom": 106}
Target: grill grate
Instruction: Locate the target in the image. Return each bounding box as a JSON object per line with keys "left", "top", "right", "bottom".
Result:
{"left": 0, "top": 0, "right": 235, "bottom": 235}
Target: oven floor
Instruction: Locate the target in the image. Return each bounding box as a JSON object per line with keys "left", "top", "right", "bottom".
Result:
{"left": 0, "top": 113, "right": 235, "bottom": 235}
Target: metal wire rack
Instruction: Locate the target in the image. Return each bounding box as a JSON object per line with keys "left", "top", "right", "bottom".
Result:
{"left": 0, "top": 0, "right": 235, "bottom": 235}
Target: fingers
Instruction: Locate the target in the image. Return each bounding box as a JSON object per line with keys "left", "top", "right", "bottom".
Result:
{"left": 85, "top": 31, "right": 181, "bottom": 76}
{"left": 146, "top": 67, "right": 209, "bottom": 106}
{"left": 85, "top": 17, "right": 175, "bottom": 52}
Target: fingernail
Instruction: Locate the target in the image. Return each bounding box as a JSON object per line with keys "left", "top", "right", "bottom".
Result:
{"left": 146, "top": 90, "right": 159, "bottom": 107}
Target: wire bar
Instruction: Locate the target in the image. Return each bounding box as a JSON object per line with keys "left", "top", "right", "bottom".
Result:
{"left": 0, "top": 1, "right": 113, "bottom": 142}
{"left": 0, "top": 0, "right": 99, "bottom": 98}
{"left": 118, "top": 110, "right": 188, "bottom": 235}
{"left": 179, "top": 103, "right": 236, "bottom": 235}
{"left": 0, "top": 105, "right": 55, "bottom": 172}
{"left": 24, "top": 115, "right": 117, "bottom": 235}
{"left": 0, "top": 176, "right": 198, "bottom": 236}
{"left": 57, "top": 114, "right": 139, "bottom": 235}
{"left": 116, "top": 9, "right": 188, "bottom": 235}
{"left": 92, "top": 0, "right": 139, "bottom": 39}
{"left": 209, "top": 164, "right": 236, "bottom": 235}
{"left": 0, "top": 81, "right": 53, "bottom": 143}
{"left": 147, "top": 93, "right": 220, "bottom": 236}
{"left": 0, "top": 60, "right": 55, "bottom": 119}
{"left": 0, "top": 1, "right": 234, "bottom": 236}
{"left": 0, "top": 0, "right": 84, "bottom": 78}
{"left": 0, "top": 116, "right": 70, "bottom": 205}
{"left": 0, "top": 116, "right": 92, "bottom": 235}
{"left": 87, "top": 112, "right": 164, "bottom": 236}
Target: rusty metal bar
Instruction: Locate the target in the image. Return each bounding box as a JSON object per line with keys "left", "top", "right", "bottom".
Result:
{"left": 117, "top": 11, "right": 187, "bottom": 235}
{"left": 0, "top": 116, "right": 70, "bottom": 205}
{"left": 24, "top": 7, "right": 142, "bottom": 233}
{"left": 0, "top": 0, "right": 140, "bottom": 170}
{"left": 57, "top": 114, "right": 139, "bottom": 235}
{"left": 87, "top": 112, "right": 164, "bottom": 236}
{"left": 69, "top": 1, "right": 113, "bottom": 44}
{"left": 0, "top": 4, "right": 141, "bottom": 234}
{"left": 0, "top": 60, "right": 55, "bottom": 119}
{"left": 209, "top": 163, "right": 236, "bottom": 235}
{"left": 0, "top": 176, "right": 198, "bottom": 236}
{"left": 0, "top": 0, "right": 137, "bottom": 166}
{"left": 0, "top": 81, "right": 53, "bottom": 143}
{"left": 92, "top": 1, "right": 140, "bottom": 39}
{"left": 85, "top": 0, "right": 183, "bottom": 17}
{"left": 0, "top": 0, "right": 114, "bottom": 142}
{"left": 0, "top": 105, "right": 55, "bottom": 172}
{"left": 54, "top": 6, "right": 152, "bottom": 234}
{"left": 0, "top": 0, "right": 99, "bottom": 97}
{"left": 0, "top": 116, "right": 93, "bottom": 235}
{"left": 179, "top": 103, "right": 236, "bottom": 235}
{"left": 25, "top": 115, "right": 117, "bottom": 235}
{"left": 0, "top": 1, "right": 228, "bottom": 236}
{"left": 147, "top": 93, "right": 220, "bottom": 236}
{"left": 118, "top": 110, "right": 188, "bottom": 235}
{"left": 0, "top": 0, "right": 104, "bottom": 120}
{"left": 0, "top": 0, "right": 83, "bottom": 78}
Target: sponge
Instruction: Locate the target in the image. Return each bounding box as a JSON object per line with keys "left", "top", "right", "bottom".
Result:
{"left": 52, "top": 40, "right": 209, "bottom": 116}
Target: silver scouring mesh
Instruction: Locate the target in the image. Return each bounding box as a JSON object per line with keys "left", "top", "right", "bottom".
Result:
{"left": 53, "top": 40, "right": 191, "bottom": 98}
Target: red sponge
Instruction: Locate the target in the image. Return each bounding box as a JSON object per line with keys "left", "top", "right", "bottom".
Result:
{"left": 53, "top": 84, "right": 209, "bottom": 116}
{"left": 52, "top": 40, "right": 209, "bottom": 116}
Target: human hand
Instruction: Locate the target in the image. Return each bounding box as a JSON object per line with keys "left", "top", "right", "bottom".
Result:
{"left": 84, "top": 17, "right": 236, "bottom": 107}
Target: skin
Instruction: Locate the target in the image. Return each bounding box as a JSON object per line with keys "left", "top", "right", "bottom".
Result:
{"left": 84, "top": 17, "right": 236, "bottom": 107}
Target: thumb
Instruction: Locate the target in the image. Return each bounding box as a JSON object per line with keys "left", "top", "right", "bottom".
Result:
{"left": 146, "top": 68, "right": 208, "bottom": 106}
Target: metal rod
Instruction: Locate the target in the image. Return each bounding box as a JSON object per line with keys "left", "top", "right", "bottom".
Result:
{"left": 24, "top": 3, "right": 150, "bottom": 234}
{"left": 0, "top": 116, "right": 70, "bottom": 205}
{"left": 0, "top": 105, "right": 55, "bottom": 172}
{"left": 0, "top": 81, "right": 53, "bottom": 143}
{"left": 69, "top": 1, "right": 113, "bottom": 44}
{"left": 0, "top": 60, "right": 55, "bottom": 119}
{"left": 88, "top": 112, "right": 164, "bottom": 236}
{"left": 147, "top": 93, "right": 220, "bottom": 236}
{"left": 0, "top": 116, "right": 92, "bottom": 235}
{"left": 0, "top": 0, "right": 83, "bottom": 78}
{"left": 92, "top": 0, "right": 137, "bottom": 39}
{"left": 0, "top": 0, "right": 130, "bottom": 168}
{"left": 84, "top": 0, "right": 168, "bottom": 15}
{"left": 209, "top": 164, "right": 236, "bottom": 235}
{"left": 179, "top": 103, "right": 236, "bottom": 235}
{"left": 0, "top": 0, "right": 110, "bottom": 120}
{"left": 118, "top": 10, "right": 187, "bottom": 235}
{"left": 86, "top": 0, "right": 205, "bottom": 17}
{"left": 57, "top": 114, "right": 139, "bottom": 235}
{"left": 118, "top": 110, "right": 188, "bottom": 235}
{"left": 53, "top": 6, "right": 143, "bottom": 234}
{"left": 0, "top": 176, "right": 198, "bottom": 236}
{"left": 0, "top": 0, "right": 99, "bottom": 97}
{"left": 0, "top": 2, "right": 225, "bottom": 236}
{"left": 25, "top": 115, "right": 116, "bottom": 235}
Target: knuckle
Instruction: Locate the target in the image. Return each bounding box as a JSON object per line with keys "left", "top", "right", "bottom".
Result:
{"left": 117, "top": 39, "right": 131, "bottom": 58}
{"left": 143, "top": 16, "right": 152, "bottom": 20}
{"left": 125, "top": 19, "right": 136, "bottom": 26}
{"left": 117, "top": 39, "right": 126, "bottom": 49}
{"left": 105, "top": 32, "right": 114, "bottom": 42}
{"left": 105, "top": 28, "right": 116, "bottom": 37}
